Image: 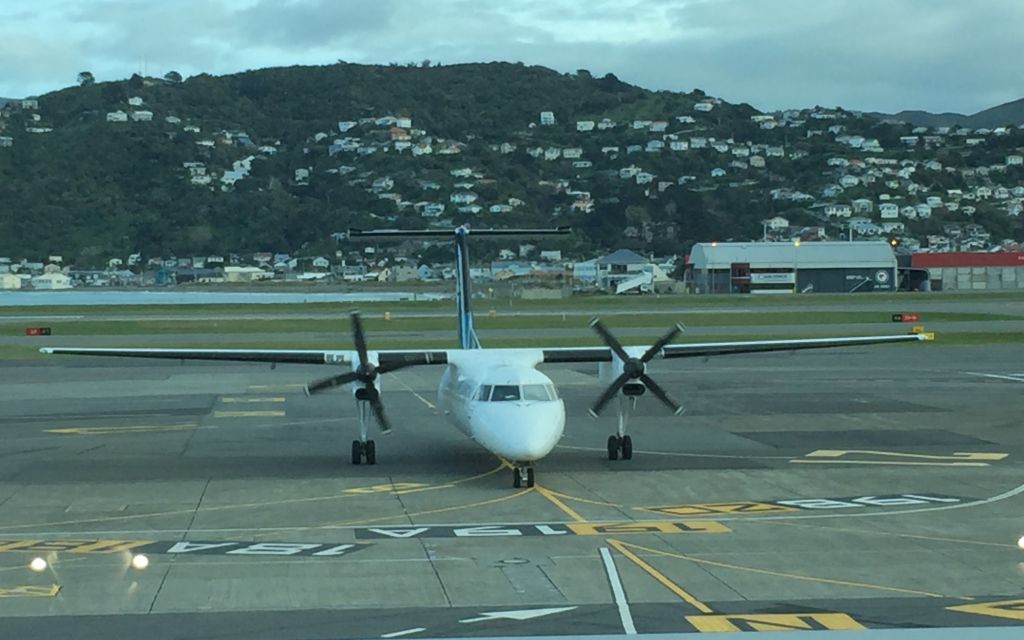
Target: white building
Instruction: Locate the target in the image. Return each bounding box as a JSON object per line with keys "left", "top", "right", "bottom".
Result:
{"left": 539, "top": 111, "right": 555, "bottom": 126}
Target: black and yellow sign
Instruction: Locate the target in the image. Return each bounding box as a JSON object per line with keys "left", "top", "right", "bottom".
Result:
{"left": 0, "top": 584, "right": 61, "bottom": 598}
{"left": 686, "top": 612, "right": 864, "bottom": 632}
{"left": 568, "top": 520, "right": 729, "bottom": 535}
{"left": 645, "top": 494, "right": 965, "bottom": 518}
{"left": 648, "top": 502, "right": 797, "bottom": 517}
{"left": 948, "top": 599, "right": 1024, "bottom": 622}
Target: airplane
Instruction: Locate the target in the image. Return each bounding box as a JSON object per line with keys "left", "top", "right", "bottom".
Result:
{"left": 41, "top": 226, "right": 933, "bottom": 488}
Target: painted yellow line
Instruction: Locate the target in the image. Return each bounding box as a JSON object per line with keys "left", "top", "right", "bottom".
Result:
{"left": 606, "top": 538, "right": 714, "bottom": 614}
{"left": 45, "top": 423, "right": 196, "bottom": 435}
{"left": 219, "top": 396, "right": 286, "bottom": 403}
{"left": 212, "top": 410, "right": 285, "bottom": 418}
{"left": 948, "top": 598, "right": 1024, "bottom": 621}
{"left": 546, "top": 489, "right": 622, "bottom": 508}
{"left": 387, "top": 372, "right": 435, "bottom": 409}
{"left": 791, "top": 460, "right": 991, "bottom": 467}
{"left": 535, "top": 486, "right": 587, "bottom": 522}
{"left": 0, "top": 584, "right": 60, "bottom": 598}
{"left": 757, "top": 520, "right": 1017, "bottom": 550}
{"left": 616, "top": 540, "right": 962, "bottom": 600}
{"left": 804, "top": 450, "right": 1008, "bottom": 462}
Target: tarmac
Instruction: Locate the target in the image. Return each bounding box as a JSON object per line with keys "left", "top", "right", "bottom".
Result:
{"left": 1, "top": 335, "right": 1024, "bottom": 638}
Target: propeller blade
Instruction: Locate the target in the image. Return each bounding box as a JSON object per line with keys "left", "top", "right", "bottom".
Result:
{"left": 351, "top": 312, "right": 369, "bottom": 368}
{"left": 305, "top": 370, "right": 361, "bottom": 396}
{"left": 641, "top": 324, "right": 684, "bottom": 363}
{"left": 366, "top": 389, "right": 392, "bottom": 434}
{"left": 639, "top": 374, "right": 684, "bottom": 415}
{"left": 589, "top": 373, "right": 630, "bottom": 417}
{"left": 590, "top": 318, "right": 630, "bottom": 363}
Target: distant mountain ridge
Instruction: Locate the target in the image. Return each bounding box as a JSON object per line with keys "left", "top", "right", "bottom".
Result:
{"left": 867, "top": 97, "right": 1024, "bottom": 129}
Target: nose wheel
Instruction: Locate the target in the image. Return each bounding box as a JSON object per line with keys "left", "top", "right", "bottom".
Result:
{"left": 512, "top": 464, "right": 535, "bottom": 488}
{"left": 351, "top": 439, "right": 376, "bottom": 465}
{"left": 607, "top": 434, "right": 633, "bottom": 460}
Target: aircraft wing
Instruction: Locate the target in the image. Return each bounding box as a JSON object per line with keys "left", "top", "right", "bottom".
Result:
{"left": 540, "top": 332, "right": 932, "bottom": 363}
{"left": 37, "top": 346, "right": 452, "bottom": 367}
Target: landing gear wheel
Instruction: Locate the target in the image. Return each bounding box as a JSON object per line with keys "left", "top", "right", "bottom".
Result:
{"left": 512, "top": 467, "right": 523, "bottom": 488}
{"left": 607, "top": 435, "right": 620, "bottom": 460}
{"left": 525, "top": 467, "right": 535, "bottom": 488}
{"left": 364, "top": 440, "right": 376, "bottom": 465}
{"left": 351, "top": 440, "right": 364, "bottom": 465}
{"left": 621, "top": 435, "right": 633, "bottom": 460}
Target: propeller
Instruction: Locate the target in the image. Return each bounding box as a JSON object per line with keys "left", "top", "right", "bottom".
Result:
{"left": 588, "top": 318, "right": 685, "bottom": 417}
{"left": 304, "top": 312, "right": 412, "bottom": 434}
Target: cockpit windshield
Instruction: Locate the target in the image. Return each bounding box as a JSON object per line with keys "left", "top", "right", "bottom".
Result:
{"left": 476, "top": 384, "right": 558, "bottom": 402}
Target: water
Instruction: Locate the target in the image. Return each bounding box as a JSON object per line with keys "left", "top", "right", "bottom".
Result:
{"left": 0, "top": 290, "right": 451, "bottom": 306}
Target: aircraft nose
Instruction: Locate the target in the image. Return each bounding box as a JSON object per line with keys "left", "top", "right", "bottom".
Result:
{"left": 473, "top": 402, "right": 565, "bottom": 462}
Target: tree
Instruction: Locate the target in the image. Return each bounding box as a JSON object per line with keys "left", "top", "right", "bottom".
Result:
{"left": 164, "top": 70, "right": 183, "bottom": 84}
{"left": 77, "top": 71, "right": 95, "bottom": 86}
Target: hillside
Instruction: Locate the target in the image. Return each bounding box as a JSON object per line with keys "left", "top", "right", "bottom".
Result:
{"left": 0, "top": 62, "right": 1022, "bottom": 267}
{"left": 868, "top": 97, "right": 1024, "bottom": 129}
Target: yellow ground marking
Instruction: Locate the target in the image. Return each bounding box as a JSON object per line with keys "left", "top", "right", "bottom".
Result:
{"left": 45, "top": 423, "right": 197, "bottom": 435}
{"left": 557, "top": 444, "right": 794, "bottom": 461}
{"left": 544, "top": 489, "right": 622, "bottom": 508}
{"left": 212, "top": 410, "right": 286, "bottom": 418}
{"left": 321, "top": 488, "right": 534, "bottom": 528}
{"left": 0, "top": 461, "right": 508, "bottom": 534}
{"left": 570, "top": 521, "right": 729, "bottom": 535}
{"left": 343, "top": 482, "right": 433, "bottom": 495}
{"left": 686, "top": 612, "right": 864, "bottom": 632}
{"left": 386, "top": 372, "right": 436, "bottom": 409}
{"left": 606, "top": 538, "right": 713, "bottom": 613}
{"left": 0, "top": 584, "right": 60, "bottom": 598}
{"left": 0, "top": 539, "right": 153, "bottom": 553}
{"left": 756, "top": 520, "right": 1018, "bottom": 550}
{"left": 948, "top": 598, "right": 1024, "bottom": 621}
{"left": 247, "top": 384, "right": 305, "bottom": 391}
{"left": 218, "top": 396, "right": 286, "bottom": 403}
{"left": 640, "top": 502, "right": 798, "bottom": 517}
{"left": 795, "top": 450, "right": 1008, "bottom": 467}
{"left": 535, "top": 486, "right": 587, "bottom": 522}
{"left": 614, "top": 540, "right": 963, "bottom": 600}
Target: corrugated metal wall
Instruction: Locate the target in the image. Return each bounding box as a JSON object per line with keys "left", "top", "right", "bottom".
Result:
{"left": 931, "top": 266, "right": 1024, "bottom": 290}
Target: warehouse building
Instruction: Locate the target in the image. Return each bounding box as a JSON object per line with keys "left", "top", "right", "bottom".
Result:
{"left": 686, "top": 241, "right": 897, "bottom": 294}
{"left": 910, "top": 252, "right": 1024, "bottom": 291}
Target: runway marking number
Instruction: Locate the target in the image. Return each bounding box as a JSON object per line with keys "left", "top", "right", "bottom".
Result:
{"left": 356, "top": 521, "right": 730, "bottom": 539}
{"left": 0, "top": 539, "right": 151, "bottom": 553}
{"left": 0, "top": 538, "right": 369, "bottom": 559}
{"left": 686, "top": 612, "right": 864, "bottom": 632}
{"left": 948, "top": 599, "right": 1024, "bottom": 622}
{"left": 647, "top": 502, "right": 797, "bottom": 517}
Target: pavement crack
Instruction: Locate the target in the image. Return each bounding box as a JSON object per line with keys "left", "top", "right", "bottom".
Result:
{"left": 389, "top": 476, "right": 453, "bottom": 606}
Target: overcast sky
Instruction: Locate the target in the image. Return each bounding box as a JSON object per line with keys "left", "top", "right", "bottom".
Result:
{"left": 1, "top": 0, "right": 1020, "bottom": 114}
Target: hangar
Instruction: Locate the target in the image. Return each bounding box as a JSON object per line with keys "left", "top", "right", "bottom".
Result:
{"left": 687, "top": 241, "right": 897, "bottom": 294}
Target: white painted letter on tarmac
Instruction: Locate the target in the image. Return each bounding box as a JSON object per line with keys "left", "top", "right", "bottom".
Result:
{"left": 365, "top": 528, "right": 430, "bottom": 538}
{"left": 227, "top": 543, "right": 322, "bottom": 555}
{"left": 453, "top": 526, "right": 524, "bottom": 537}
{"left": 312, "top": 544, "right": 358, "bottom": 556}
{"left": 165, "top": 542, "right": 237, "bottom": 554}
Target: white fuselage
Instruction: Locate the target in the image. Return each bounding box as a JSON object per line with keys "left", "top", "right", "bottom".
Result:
{"left": 435, "top": 352, "right": 565, "bottom": 463}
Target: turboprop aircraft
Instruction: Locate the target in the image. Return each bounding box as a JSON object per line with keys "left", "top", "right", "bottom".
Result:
{"left": 41, "top": 226, "right": 932, "bottom": 487}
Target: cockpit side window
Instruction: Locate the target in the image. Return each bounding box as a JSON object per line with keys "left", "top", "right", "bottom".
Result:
{"left": 476, "top": 385, "right": 492, "bottom": 401}
{"left": 522, "top": 384, "right": 555, "bottom": 402}
{"left": 490, "top": 385, "right": 520, "bottom": 401}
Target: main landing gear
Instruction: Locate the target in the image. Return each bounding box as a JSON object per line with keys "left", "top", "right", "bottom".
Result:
{"left": 607, "top": 395, "right": 635, "bottom": 461}
{"left": 351, "top": 400, "right": 377, "bottom": 465}
{"left": 512, "top": 463, "right": 535, "bottom": 488}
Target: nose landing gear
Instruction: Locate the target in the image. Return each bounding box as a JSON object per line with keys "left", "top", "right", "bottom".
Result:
{"left": 512, "top": 464, "right": 535, "bottom": 488}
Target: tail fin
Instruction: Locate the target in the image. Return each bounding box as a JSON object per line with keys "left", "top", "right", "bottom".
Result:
{"left": 348, "top": 226, "right": 571, "bottom": 350}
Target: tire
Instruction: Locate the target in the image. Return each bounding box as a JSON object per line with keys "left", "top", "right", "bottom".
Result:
{"left": 621, "top": 435, "right": 633, "bottom": 460}
{"left": 607, "top": 435, "right": 620, "bottom": 461}
{"left": 526, "top": 467, "right": 535, "bottom": 488}
{"left": 364, "top": 440, "right": 376, "bottom": 465}
{"left": 351, "top": 440, "right": 363, "bottom": 465}
{"left": 513, "top": 468, "right": 522, "bottom": 488}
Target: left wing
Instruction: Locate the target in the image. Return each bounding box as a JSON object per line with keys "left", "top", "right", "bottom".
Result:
{"left": 37, "top": 347, "right": 450, "bottom": 367}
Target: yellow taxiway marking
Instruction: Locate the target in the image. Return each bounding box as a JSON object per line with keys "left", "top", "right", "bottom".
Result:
{"left": 614, "top": 540, "right": 961, "bottom": 600}
{"left": 323, "top": 488, "right": 534, "bottom": 528}
{"left": 687, "top": 612, "right": 864, "bottom": 632}
{"left": 219, "top": 396, "right": 286, "bottom": 403}
{"left": 757, "top": 520, "right": 1017, "bottom": 550}
{"left": 544, "top": 489, "right": 621, "bottom": 508}
{"left": 606, "top": 538, "right": 713, "bottom": 613}
{"left": 0, "top": 584, "right": 60, "bottom": 598}
{"left": 45, "top": 423, "right": 196, "bottom": 436}
{"left": 948, "top": 598, "right": 1024, "bottom": 621}
{"left": 535, "top": 486, "right": 587, "bottom": 522}
{"left": 793, "top": 450, "right": 1007, "bottom": 467}
{"left": 641, "top": 501, "right": 798, "bottom": 517}
{"left": 343, "top": 482, "right": 433, "bottom": 495}
{"left": 212, "top": 410, "right": 285, "bottom": 418}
